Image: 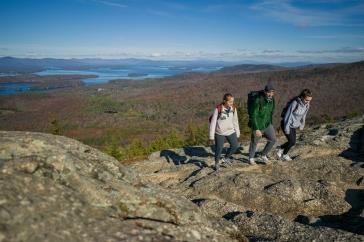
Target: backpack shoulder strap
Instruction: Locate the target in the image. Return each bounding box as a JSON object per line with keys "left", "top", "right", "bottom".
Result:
{"left": 292, "top": 97, "right": 300, "bottom": 112}
{"left": 217, "top": 104, "right": 223, "bottom": 113}
{"left": 258, "top": 92, "right": 265, "bottom": 109}
{"left": 216, "top": 104, "right": 223, "bottom": 120}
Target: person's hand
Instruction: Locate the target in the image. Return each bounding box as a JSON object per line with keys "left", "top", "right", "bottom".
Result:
{"left": 255, "top": 130, "right": 262, "bottom": 138}
{"left": 209, "top": 139, "right": 215, "bottom": 146}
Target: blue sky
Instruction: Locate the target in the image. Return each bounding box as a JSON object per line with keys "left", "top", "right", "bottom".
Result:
{"left": 0, "top": 0, "right": 363, "bottom": 62}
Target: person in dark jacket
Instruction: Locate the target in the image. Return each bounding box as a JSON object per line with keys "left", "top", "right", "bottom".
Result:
{"left": 248, "top": 83, "right": 276, "bottom": 165}
{"left": 276, "top": 89, "right": 312, "bottom": 161}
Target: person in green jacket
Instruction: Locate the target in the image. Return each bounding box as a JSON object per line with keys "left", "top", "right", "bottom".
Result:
{"left": 248, "top": 83, "right": 276, "bottom": 165}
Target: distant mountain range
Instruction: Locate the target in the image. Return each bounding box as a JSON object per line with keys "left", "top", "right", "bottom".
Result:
{"left": 215, "top": 62, "right": 347, "bottom": 74}
{"left": 216, "top": 64, "right": 287, "bottom": 74}
{"left": 0, "top": 56, "right": 317, "bottom": 74}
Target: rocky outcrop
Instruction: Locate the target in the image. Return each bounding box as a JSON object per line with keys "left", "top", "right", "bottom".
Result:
{"left": 1, "top": 116, "right": 363, "bottom": 242}
{"left": 232, "top": 211, "right": 364, "bottom": 242}
{"left": 0, "top": 131, "right": 244, "bottom": 242}
{"left": 130, "top": 115, "right": 364, "bottom": 241}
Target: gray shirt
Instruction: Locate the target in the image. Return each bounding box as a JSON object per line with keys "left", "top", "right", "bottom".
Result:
{"left": 283, "top": 98, "right": 309, "bottom": 134}
{"left": 209, "top": 106, "right": 240, "bottom": 140}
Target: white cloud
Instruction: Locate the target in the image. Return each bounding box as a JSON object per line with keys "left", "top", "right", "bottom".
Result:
{"left": 297, "top": 47, "right": 364, "bottom": 54}
{"left": 1, "top": 44, "right": 363, "bottom": 63}
{"left": 90, "top": 0, "right": 127, "bottom": 8}
{"left": 150, "top": 52, "right": 162, "bottom": 57}
{"left": 262, "top": 49, "right": 283, "bottom": 53}
{"left": 147, "top": 9, "right": 173, "bottom": 17}
{"left": 250, "top": 0, "right": 364, "bottom": 27}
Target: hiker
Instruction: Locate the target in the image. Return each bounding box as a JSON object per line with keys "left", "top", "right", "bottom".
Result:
{"left": 276, "top": 89, "right": 312, "bottom": 161}
{"left": 209, "top": 93, "right": 240, "bottom": 170}
{"left": 248, "top": 83, "right": 276, "bottom": 165}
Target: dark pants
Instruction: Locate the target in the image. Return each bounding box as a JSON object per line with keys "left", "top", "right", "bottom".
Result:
{"left": 280, "top": 120, "right": 296, "bottom": 155}
{"left": 214, "top": 132, "right": 239, "bottom": 163}
{"left": 249, "top": 124, "right": 276, "bottom": 159}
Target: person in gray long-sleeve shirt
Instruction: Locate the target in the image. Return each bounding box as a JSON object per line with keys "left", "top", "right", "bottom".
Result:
{"left": 276, "top": 89, "right": 312, "bottom": 161}
{"left": 209, "top": 93, "right": 240, "bottom": 170}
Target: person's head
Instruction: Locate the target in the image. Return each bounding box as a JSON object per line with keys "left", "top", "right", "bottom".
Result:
{"left": 299, "top": 89, "right": 312, "bottom": 104}
{"left": 222, "top": 93, "right": 234, "bottom": 107}
{"left": 264, "top": 83, "right": 275, "bottom": 99}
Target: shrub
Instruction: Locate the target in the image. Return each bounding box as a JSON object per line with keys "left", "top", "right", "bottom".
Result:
{"left": 346, "top": 111, "right": 358, "bottom": 119}
{"left": 185, "top": 123, "right": 209, "bottom": 146}
{"left": 50, "top": 119, "right": 63, "bottom": 135}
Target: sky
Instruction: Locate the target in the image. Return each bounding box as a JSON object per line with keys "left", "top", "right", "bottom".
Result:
{"left": 0, "top": 0, "right": 364, "bottom": 63}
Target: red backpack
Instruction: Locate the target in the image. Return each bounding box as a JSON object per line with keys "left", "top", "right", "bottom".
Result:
{"left": 208, "top": 104, "right": 223, "bottom": 123}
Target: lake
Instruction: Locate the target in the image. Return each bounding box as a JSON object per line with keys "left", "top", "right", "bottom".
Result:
{"left": 0, "top": 82, "right": 33, "bottom": 96}
{"left": 0, "top": 65, "right": 221, "bottom": 96}
{"left": 34, "top": 66, "right": 220, "bottom": 85}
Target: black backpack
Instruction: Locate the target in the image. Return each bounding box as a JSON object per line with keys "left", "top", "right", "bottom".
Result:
{"left": 247, "top": 90, "right": 264, "bottom": 117}
{"left": 281, "top": 97, "right": 300, "bottom": 118}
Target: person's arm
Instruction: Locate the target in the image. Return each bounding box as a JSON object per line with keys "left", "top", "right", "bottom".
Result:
{"left": 209, "top": 108, "right": 218, "bottom": 140}
{"left": 250, "top": 97, "right": 261, "bottom": 131}
{"left": 300, "top": 105, "right": 309, "bottom": 130}
{"left": 283, "top": 100, "right": 298, "bottom": 134}
{"left": 233, "top": 108, "right": 240, "bottom": 138}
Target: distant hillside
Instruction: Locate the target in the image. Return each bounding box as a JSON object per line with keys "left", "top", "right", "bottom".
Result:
{"left": 0, "top": 56, "right": 331, "bottom": 74}
{"left": 216, "top": 64, "right": 286, "bottom": 74}
{"left": 298, "top": 63, "right": 343, "bottom": 70}
{"left": 0, "top": 57, "right": 85, "bottom": 73}
{"left": 0, "top": 56, "right": 230, "bottom": 73}
{"left": 215, "top": 63, "right": 343, "bottom": 74}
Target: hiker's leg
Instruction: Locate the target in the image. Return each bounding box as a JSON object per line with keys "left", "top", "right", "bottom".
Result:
{"left": 225, "top": 132, "right": 239, "bottom": 158}
{"left": 280, "top": 120, "right": 290, "bottom": 150}
{"left": 214, "top": 134, "right": 225, "bottom": 165}
{"left": 262, "top": 124, "right": 277, "bottom": 156}
{"left": 283, "top": 128, "right": 296, "bottom": 155}
{"left": 249, "top": 131, "right": 260, "bottom": 159}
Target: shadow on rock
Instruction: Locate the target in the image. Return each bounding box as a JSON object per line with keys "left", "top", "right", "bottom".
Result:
{"left": 160, "top": 150, "right": 187, "bottom": 165}
{"left": 209, "top": 144, "right": 244, "bottom": 155}
{"left": 223, "top": 211, "right": 245, "bottom": 221}
{"left": 185, "top": 159, "right": 208, "bottom": 168}
{"left": 340, "top": 125, "right": 364, "bottom": 166}
{"left": 296, "top": 189, "right": 364, "bottom": 235}
{"left": 183, "top": 146, "right": 210, "bottom": 158}
{"left": 160, "top": 149, "right": 208, "bottom": 168}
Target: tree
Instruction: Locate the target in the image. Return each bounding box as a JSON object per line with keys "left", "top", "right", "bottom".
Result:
{"left": 185, "top": 122, "right": 209, "bottom": 146}
{"left": 50, "top": 119, "right": 63, "bottom": 135}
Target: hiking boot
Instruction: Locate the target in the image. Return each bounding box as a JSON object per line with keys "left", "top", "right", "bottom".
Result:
{"left": 276, "top": 148, "right": 284, "bottom": 159}
{"left": 222, "top": 157, "right": 233, "bottom": 165}
{"left": 249, "top": 158, "right": 256, "bottom": 165}
{"left": 260, "top": 155, "right": 270, "bottom": 164}
{"left": 281, "top": 154, "right": 292, "bottom": 161}
{"left": 213, "top": 160, "right": 220, "bottom": 170}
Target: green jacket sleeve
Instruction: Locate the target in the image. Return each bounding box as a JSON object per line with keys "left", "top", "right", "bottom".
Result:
{"left": 250, "top": 96, "right": 261, "bottom": 130}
